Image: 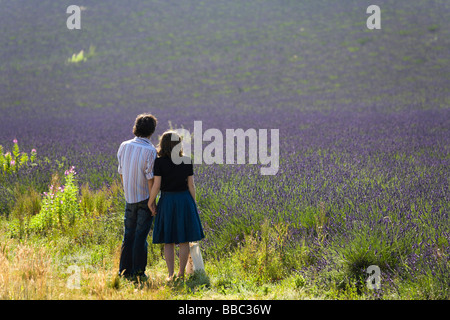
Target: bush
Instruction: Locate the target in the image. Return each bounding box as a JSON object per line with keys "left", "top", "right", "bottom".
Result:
{"left": 235, "top": 219, "right": 309, "bottom": 283}
{"left": 80, "top": 183, "right": 111, "bottom": 217}
{"left": 28, "top": 167, "right": 81, "bottom": 234}
{"left": 8, "top": 184, "right": 41, "bottom": 238}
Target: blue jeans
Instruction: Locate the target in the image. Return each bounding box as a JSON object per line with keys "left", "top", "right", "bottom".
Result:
{"left": 119, "top": 198, "right": 153, "bottom": 277}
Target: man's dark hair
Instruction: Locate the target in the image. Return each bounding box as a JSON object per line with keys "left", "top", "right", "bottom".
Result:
{"left": 133, "top": 113, "right": 157, "bottom": 138}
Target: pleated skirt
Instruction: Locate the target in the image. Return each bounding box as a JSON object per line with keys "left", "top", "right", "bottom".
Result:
{"left": 152, "top": 190, "right": 205, "bottom": 244}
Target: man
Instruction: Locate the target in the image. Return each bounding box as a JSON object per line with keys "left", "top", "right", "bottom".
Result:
{"left": 117, "top": 113, "right": 158, "bottom": 279}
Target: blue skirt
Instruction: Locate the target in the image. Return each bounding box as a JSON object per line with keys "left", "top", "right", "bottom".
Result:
{"left": 152, "top": 190, "right": 205, "bottom": 244}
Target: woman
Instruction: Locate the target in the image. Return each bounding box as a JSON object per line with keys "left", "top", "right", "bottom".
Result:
{"left": 149, "top": 130, "right": 205, "bottom": 280}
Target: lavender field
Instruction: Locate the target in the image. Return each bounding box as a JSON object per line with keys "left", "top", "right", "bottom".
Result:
{"left": 0, "top": 0, "right": 449, "bottom": 299}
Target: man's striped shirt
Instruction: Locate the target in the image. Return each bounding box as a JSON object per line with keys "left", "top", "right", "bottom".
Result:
{"left": 117, "top": 137, "right": 157, "bottom": 204}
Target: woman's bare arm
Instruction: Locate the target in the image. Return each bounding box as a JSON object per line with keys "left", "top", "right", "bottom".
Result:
{"left": 149, "top": 176, "right": 161, "bottom": 215}
{"left": 187, "top": 175, "right": 196, "bottom": 203}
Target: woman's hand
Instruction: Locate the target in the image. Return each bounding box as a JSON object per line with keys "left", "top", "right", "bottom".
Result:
{"left": 150, "top": 201, "right": 157, "bottom": 216}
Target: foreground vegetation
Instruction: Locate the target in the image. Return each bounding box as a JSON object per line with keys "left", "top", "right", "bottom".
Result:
{"left": 0, "top": 150, "right": 448, "bottom": 300}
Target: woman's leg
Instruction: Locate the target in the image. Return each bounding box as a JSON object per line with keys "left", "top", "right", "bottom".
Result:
{"left": 164, "top": 243, "right": 175, "bottom": 279}
{"left": 177, "top": 242, "right": 190, "bottom": 278}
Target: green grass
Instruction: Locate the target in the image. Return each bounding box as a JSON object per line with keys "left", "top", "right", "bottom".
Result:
{"left": 0, "top": 172, "right": 356, "bottom": 299}
{"left": 0, "top": 150, "right": 448, "bottom": 299}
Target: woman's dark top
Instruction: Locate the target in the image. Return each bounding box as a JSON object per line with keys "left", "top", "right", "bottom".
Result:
{"left": 153, "top": 156, "right": 193, "bottom": 192}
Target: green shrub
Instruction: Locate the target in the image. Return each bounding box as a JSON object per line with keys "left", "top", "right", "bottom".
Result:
{"left": 235, "top": 219, "right": 308, "bottom": 283}
{"left": 80, "top": 183, "right": 111, "bottom": 216}
{"left": 8, "top": 184, "right": 41, "bottom": 238}
{"left": 29, "top": 167, "right": 81, "bottom": 234}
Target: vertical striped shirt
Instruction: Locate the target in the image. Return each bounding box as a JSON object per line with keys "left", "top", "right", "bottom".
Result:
{"left": 117, "top": 137, "right": 157, "bottom": 204}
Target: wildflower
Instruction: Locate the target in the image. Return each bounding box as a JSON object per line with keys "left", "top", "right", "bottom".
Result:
{"left": 65, "top": 166, "right": 77, "bottom": 176}
{"left": 13, "top": 139, "right": 18, "bottom": 144}
{"left": 31, "top": 149, "right": 37, "bottom": 153}
{"left": 10, "top": 160, "right": 15, "bottom": 166}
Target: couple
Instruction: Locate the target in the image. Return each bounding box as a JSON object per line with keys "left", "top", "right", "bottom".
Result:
{"left": 117, "top": 113, "right": 204, "bottom": 281}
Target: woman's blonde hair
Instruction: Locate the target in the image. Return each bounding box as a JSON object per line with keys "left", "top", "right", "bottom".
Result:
{"left": 157, "top": 131, "right": 183, "bottom": 158}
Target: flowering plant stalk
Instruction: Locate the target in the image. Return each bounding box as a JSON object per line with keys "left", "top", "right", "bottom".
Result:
{"left": 29, "top": 166, "right": 81, "bottom": 233}
{"left": 0, "top": 139, "right": 37, "bottom": 175}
